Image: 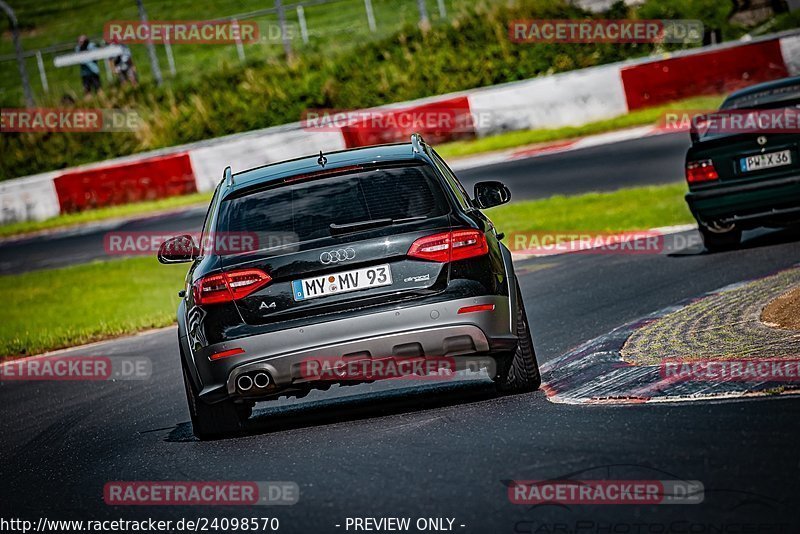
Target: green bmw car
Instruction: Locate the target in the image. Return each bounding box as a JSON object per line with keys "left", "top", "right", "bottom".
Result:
{"left": 685, "top": 76, "right": 800, "bottom": 251}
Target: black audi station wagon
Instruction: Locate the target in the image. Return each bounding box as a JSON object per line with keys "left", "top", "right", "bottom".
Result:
{"left": 159, "top": 134, "right": 540, "bottom": 439}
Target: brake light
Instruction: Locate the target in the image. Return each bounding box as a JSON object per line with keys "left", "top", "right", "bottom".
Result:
{"left": 193, "top": 268, "right": 271, "bottom": 305}
{"left": 686, "top": 159, "right": 718, "bottom": 184}
{"left": 408, "top": 230, "right": 489, "bottom": 262}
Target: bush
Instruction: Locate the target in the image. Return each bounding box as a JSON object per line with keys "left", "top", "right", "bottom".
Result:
{"left": 0, "top": 0, "right": 692, "bottom": 181}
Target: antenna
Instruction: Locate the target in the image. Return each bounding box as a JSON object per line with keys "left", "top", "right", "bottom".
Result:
{"left": 410, "top": 133, "right": 425, "bottom": 154}
{"left": 224, "top": 166, "right": 233, "bottom": 187}
{"left": 317, "top": 150, "right": 328, "bottom": 167}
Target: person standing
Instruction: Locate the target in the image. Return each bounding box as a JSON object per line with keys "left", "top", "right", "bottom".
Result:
{"left": 76, "top": 35, "right": 101, "bottom": 94}
{"left": 109, "top": 39, "right": 138, "bottom": 86}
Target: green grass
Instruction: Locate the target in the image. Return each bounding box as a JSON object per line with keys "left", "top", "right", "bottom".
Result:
{"left": 1, "top": 182, "right": 692, "bottom": 358}
{"left": 486, "top": 183, "right": 693, "bottom": 243}
{"left": 437, "top": 95, "right": 724, "bottom": 158}
{"left": 0, "top": 0, "right": 467, "bottom": 105}
{"left": 0, "top": 257, "right": 187, "bottom": 359}
{"left": 0, "top": 192, "right": 212, "bottom": 238}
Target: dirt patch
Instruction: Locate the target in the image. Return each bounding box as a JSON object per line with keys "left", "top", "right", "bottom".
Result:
{"left": 761, "top": 285, "right": 800, "bottom": 331}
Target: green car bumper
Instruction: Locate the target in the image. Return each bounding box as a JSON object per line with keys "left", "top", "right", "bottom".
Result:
{"left": 686, "top": 175, "right": 800, "bottom": 228}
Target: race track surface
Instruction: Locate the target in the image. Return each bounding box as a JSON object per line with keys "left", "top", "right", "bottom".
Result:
{"left": 3, "top": 131, "right": 799, "bottom": 529}
{"left": 3, "top": 227, "right": 800, "bottom": 529}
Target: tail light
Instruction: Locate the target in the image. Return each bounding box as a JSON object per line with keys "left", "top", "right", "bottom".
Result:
{"left": 408, "top": 229, "right": 489, "bottom": 262}
{"left": 686, "top": 159, "right": 718, "bottom": 184}
{"left": 193, "top": 268, "right": 271, "bottom": 305}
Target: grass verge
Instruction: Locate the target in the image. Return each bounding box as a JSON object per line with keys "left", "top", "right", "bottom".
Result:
{"left": 0, "top": 192, "right": 212, "bottom": 239}
{"left": 486, "top": 183, "right": 693, "bottom": 236}
{"left": 1, "top": 182, "right": 692, "bottom": 359}
{"left": 0, "top": 257, "right": 187, "bottom": 360}
{"left": 437, "top": 95, "right": 723, "bottom": 159}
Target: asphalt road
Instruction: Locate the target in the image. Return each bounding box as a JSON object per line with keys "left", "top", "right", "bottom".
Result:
{"left": 3, "top": 227, "right": 800, "bottom": 531}
{"left": 0, "top": 132, "right": 691, "bottom": 275}
{"left": 456, "top": 130, "right": 690, "bottom": 197}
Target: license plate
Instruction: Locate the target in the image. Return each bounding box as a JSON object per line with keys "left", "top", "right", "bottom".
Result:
{"left": 740, "top": 150, "right": 792, "bottom": 172}
{"left": 292, "top": 264, "right": 392, "bottom": 301}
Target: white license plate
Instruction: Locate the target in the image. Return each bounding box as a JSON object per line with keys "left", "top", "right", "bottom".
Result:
{"left": 740, "top": 150, "right": 792, "bottom": 172}
{"left": 292, "top": 264, "right": 392, "bottom": 301}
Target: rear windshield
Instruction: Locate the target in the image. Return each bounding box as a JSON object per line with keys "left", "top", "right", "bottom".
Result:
{"left": 217, "top": 164, "right": 449, "bottom": 247}
{"left": 694, "top": 86, "right": 800, "bottom": 141}
{"left": 721, "top": 84, "right": 800, "bottom": 110}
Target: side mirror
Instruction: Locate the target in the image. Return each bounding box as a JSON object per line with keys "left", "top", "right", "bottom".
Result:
{"left": 158, "top": 234, "right": 199, "bottom": 264}
{"left": 474, "top": 181, "right": 511, "bottom": 209}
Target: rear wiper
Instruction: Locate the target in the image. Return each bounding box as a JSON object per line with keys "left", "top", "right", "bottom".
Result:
{"left": 329, "top": 218, "right": 393, "bottom": 236}
{"left": 393, "top": 216, "right": 427, "bottom": 223}
{"left": 329, "top": 216, "right": 428, "bottom": 236}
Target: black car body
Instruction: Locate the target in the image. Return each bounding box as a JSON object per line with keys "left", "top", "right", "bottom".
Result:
{"left": 160, "top": 134, "right": 540, "bottom": 438}
{"left": 684, "top": 76, "right": 800, "bottom": 250}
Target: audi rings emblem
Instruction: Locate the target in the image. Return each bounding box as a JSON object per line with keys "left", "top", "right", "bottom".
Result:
{"left": 320, "top": 248, "right": 356, "bottom": 264}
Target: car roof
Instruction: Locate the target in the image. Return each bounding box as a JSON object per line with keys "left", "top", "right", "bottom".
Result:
{"left": 722, "top": 76, "right": 800, "bottom": 107}
{"left": 225, "top": 141, "right": 431, "bottom": 195}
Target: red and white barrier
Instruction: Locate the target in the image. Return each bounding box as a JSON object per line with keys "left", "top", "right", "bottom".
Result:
{"left": 54, "top": 152, "right": 196, "bottom": 212}
{"left": 1, "top": 31, "right": 798, "bottom": 226}
{"left": 781, "top": 34, "right": 800, "bottom": 76}
{"left": 467, "top": 63, "right": 628, "bottom": 136}
{"left": 620, "top": 39, "right": 790, "bottom": 110}
{"left": 0, "top": 172, "right": 61, "bottom": 223}
{"left": 189, "top": 128, "right": 346, "bottom": 192}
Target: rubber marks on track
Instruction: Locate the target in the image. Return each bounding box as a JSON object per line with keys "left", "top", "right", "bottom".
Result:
{"left": 540, "top": 265, "right": 800, "bottom": 404}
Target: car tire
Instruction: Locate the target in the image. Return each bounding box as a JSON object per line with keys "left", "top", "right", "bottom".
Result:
{"left": 699, "top": 224, "right": 741, "bottom": 252}
{"left": 494, "top": 283, "right": 541, "bottom": 394}
{"left": 181, "top": 359, "right": 249, "bottom": 440}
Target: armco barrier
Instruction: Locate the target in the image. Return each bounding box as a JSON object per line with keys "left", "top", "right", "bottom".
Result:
{"left": 780, "top": 35, "right": 800, "bottom": 76}
{"left": 189, "top": 129, "right": 346, "bottom": 192}
{"left": 339, "top": 96, "right": 475, "bottom": 148}
{"left": 621, "top": 39, "right": 789, "bottom": 110}
{"left": 1, "top": 31, "right": 798, "bottom": 226}
{"left": 54, "top": 152, "right": 196, "bottom": 212}
{"left": 0, "top": 172, "right": 61, "bottom": 224}
{"left": 467, "top": 63, "right": 628, "bottom": 136}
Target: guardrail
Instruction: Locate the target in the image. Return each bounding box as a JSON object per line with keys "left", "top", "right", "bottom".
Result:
{"left": 1, "top": 30, "right": 799, "bottom": 226}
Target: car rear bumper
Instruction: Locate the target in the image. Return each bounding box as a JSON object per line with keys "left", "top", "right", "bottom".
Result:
{"left": 685, "top": 175, "right": 800, "bottom": 228}
{"left": 189, "top": 295, "right": 516, "bottom": 403}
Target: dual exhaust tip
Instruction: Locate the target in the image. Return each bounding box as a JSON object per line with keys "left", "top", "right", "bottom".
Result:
{"left": 237, "top": 372, "right": 271, "bottom": 392}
